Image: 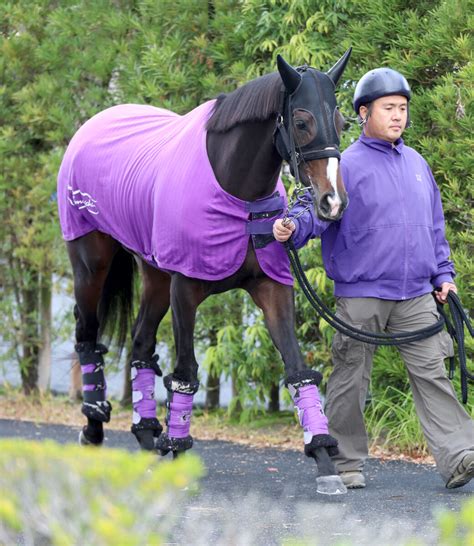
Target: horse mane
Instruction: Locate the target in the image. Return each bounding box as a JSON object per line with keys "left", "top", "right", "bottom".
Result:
{"left": 206, "top": 72, "right": 282, "bottom": 133}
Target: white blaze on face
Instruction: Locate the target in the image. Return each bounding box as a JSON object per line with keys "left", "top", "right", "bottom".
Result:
{"left": 326, "top": 157, "right": 341, "bottom": 216}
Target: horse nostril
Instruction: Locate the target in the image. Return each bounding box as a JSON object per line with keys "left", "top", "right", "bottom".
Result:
{"left": 320, "top": 193, "right": 340, "bottom": 217}
{"left": 319, "top": 195, "right": 332, "bottom": 216}
{"left": 319, "top": 194, "right": 332, "bottom": 218}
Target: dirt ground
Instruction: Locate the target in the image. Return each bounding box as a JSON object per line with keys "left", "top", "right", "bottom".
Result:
{"left": 0, "top": 391, "right": 435, "bottom": 465}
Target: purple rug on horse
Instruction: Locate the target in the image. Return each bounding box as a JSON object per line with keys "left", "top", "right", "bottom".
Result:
{"left": 57, "top": 100, "right": 292, "bottom": 285}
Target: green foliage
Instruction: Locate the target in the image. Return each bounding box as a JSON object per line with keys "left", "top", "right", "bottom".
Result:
{"left": 0, "top": 0, "right": 132, "bottom": 389}
{"left": 200, "top": 292, "right": 284, "bottom": 420}
{"left": 0, "top": 439, "right": 203, "bottom": 545}
{"left": 365, "top": 386, "right": 428, "bottom": 455}
{"left": 436, "top": 497, "right": 474, "bottom": 546}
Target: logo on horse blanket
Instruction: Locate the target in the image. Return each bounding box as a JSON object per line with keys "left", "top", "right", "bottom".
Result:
{"left": 67, "top": 186, "right": 98, "bottom": 215}
{"left": 57, "top": 100, "right": 292, "bottom": 285}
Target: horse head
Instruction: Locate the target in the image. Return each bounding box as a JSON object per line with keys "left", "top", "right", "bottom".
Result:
{"left": 274, "top": 49, "right": 351, "bottom": 221}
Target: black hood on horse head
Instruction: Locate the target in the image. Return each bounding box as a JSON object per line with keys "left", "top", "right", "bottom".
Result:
{"left": 274, "top": 49, "right": 351, "bottom": 164}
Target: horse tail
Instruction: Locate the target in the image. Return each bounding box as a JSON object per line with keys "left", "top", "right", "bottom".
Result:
{"left": 98, "top": 246, "right": 136, "bottom": 353}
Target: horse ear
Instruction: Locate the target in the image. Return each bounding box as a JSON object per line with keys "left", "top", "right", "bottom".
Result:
{"left": 326, "top": 47, "right": 352, "bottom": 86}
{"left": 277, "top": 54, "right": 302, "bottom": 94}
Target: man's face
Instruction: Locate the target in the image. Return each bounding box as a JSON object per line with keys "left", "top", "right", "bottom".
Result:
{"left": 359, "top": 95, "right": 408, "bottom": 143}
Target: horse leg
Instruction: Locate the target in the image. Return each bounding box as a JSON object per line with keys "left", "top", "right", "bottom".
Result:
{"left": 130, "top": 261, "right": 171, "bottom": 450}
{"left": 156, "top": 273, "right": 203, "bottom": 457}
{"left": 67, "top": 232, "right": 119, "bottom": 446}
{"left": 247, "top": 278, "right": 346, "bottom": 494}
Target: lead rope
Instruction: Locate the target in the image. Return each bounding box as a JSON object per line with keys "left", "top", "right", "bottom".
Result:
{"left": 437, "top": 293, "right": 474, "bottom": 403}
{"left": 284, "top": 240, "right": 473, "bottom": 402}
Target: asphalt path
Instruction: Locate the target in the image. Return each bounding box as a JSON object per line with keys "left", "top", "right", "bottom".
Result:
{"left": 1, "top": 418, "right": 472, "bottom": 545}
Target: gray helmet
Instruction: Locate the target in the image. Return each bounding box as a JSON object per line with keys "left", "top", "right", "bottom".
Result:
{"left": 353, "top": 68, "right": 411, "bottom": 114}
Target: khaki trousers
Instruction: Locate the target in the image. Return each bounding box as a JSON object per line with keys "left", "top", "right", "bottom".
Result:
{"left": 325, "top": 294, "right": 474, "bottom": 481}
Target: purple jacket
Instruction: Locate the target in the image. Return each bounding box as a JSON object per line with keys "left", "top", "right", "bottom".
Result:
{"left": 291, "top": 133, "right": 455, "bottom": 300}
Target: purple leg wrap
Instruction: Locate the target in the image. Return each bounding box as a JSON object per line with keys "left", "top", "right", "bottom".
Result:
{"left": 291, "top": 385, "right": 329, "bottom": 444}
{"left": 130, "top": 356, "right": 163, "bottom": 447}
{"left": 167, "top": 392, "right": 194, "bottom": 438}
{"left": 287, "top": 371, "right": 339, "bottom": 457}
{"left": 155, "top": 374, "right": 199, "bottom": 454}
{"left": 132, "top": 367, "right": 157, "bottom": 424}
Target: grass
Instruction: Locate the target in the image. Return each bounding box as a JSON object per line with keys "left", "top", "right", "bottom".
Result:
{"left": 366, "top": 386, "right": 429, "bottom": 457}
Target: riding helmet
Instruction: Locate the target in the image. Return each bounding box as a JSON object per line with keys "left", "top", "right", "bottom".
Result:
{"left": 353, "top": 68, "right": 411, "bottom": 114}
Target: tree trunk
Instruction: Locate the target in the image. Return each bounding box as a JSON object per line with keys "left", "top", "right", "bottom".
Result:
{"left": 205, "top": 370, "right": 220, "bottom": 409}
{"left": 69, "top": 358, "right": 82, "bottom": 401}
{"left": 268, "top": 383, "right": 280, "bottom": 412}
{"left": 231, "top": 372, "right": 242, "bottom": 414}
{"left": 38, "top": 272, "right": 52, "bottom": 393}
{"left": 205, "top": 326, "right": 220, "bottom": 409}
{"left": 120, "top": 339, "right": 134, "bottom": 406}
{"left": 121, "top": 357, "right": 132, "bottom": 406}
{"left": 20, "top": 278, "right": 39, "bottom": 395}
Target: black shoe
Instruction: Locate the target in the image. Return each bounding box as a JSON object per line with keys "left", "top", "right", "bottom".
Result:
{"left": 340, "top": 471, "right": 366, "bottom": 489}
{"left": 446, "top": 452, "right": 474, "bottom": 489}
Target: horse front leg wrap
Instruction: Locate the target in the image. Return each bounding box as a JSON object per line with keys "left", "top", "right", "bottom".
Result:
{"left": 155, "top": 374, "right": 199, "bottom": 454}
{"left": 286, "top": 370, "right": 338, "bottom": 457}
{"left": 130, "top": 355, "right": 163, "bottom": 450}
{"left": 75, "top": 342, "right": 112, "bottom": 423}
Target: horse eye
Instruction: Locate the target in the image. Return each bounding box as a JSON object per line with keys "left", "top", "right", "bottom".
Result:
{"left": 294, "top": 120, "right": 307, "bottom": 130}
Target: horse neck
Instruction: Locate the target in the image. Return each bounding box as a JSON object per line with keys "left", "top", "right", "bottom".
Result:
{"left": 206, "top": 119, "right": 283, "bottom": 202}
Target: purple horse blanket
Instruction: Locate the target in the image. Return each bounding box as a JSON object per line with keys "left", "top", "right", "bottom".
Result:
{"left": 57, "top": 100, "right": 293, "bottom": 285}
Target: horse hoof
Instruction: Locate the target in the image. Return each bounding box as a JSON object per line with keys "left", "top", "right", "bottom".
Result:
{"left": 132, "top": 429, "right": 158, "bottom": 452}
{"left": 78, "top": 429, "right": 103, "bottom": 447}
{"left": 158, "top": 448, "right": 181, "bottom": 459}
{"left": 316, "top": 475, "right": 347, "bottom": 495}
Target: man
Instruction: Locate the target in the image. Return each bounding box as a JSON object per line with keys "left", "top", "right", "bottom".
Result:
{"left": 273, "top": 67, "right": 474, "bottom": 489}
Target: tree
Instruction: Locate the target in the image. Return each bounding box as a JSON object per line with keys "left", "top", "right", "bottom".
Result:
{"left": 0, "top": 0, "right": 132, "bottom": 392}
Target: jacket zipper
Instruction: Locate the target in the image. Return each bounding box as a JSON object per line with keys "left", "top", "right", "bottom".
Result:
{"left": 391, "top": 149, "right": 408, "bottom": 299}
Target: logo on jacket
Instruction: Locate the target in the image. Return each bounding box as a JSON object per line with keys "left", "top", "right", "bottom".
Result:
{"left": 67, "top": 185, "right": 99, "bottom": 215}
{"left": 415, "top": 174, "right": 422, "bottom": 182}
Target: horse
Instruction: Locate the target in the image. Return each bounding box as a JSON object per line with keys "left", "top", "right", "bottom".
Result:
{"left": 57, "top": 50, "right": 351, "bottom": 495}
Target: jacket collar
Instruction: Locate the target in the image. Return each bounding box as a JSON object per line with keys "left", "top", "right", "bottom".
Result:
{"left": 359, "top": 132, "right": 404, "bottom": 155}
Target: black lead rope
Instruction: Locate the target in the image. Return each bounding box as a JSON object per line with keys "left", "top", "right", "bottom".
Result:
{"left": 284, "top": 240, "right": 473, "bottom": 402}
{"left": 437, "top": 293, "right": 474, "bottom": 403}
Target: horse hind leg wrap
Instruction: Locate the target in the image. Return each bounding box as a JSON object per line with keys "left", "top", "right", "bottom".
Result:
{"left": 286, "top": 370, "right": 338, "bottom": 457}
{"left": 76, "top": 342, "right": 112, "bottom": 423}
{"left": 156, "top": 374, "right": 199, "bottom": 454}
{"left": 130, "top": 355, "right": 163, "bottom": 449}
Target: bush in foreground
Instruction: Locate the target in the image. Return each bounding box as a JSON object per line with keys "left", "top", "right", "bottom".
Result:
{"left": 0, "top": 439, "right": 203, "bottom": 545}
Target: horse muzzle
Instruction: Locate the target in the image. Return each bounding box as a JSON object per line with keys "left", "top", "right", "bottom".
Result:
{"left": 316, "top": 191, "right": 348, "bottom": 221}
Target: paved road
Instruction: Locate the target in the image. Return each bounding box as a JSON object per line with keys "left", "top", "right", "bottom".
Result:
{"left": 1, "top": 419, "right": 472, "bottom": 545}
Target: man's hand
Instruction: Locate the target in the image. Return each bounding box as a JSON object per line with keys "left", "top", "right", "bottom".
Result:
{"left": 273, "top": 218, "right": 296, "bottom": 242}
{"left": 434, "top": 282, "right": 457, "bottom": 304}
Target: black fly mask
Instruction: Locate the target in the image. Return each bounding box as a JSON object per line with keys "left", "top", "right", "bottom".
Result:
{"left": 273, "top": 50, "right": 351, "bottom": 176}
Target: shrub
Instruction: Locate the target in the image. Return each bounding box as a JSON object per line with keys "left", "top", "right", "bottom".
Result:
{"left": 0, "top": 439, "right": 203, "bottom": 546}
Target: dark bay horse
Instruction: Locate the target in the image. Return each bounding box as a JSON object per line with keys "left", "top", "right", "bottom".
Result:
{"left": 58, "top": 50, "right": 351, "bottom": 495}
